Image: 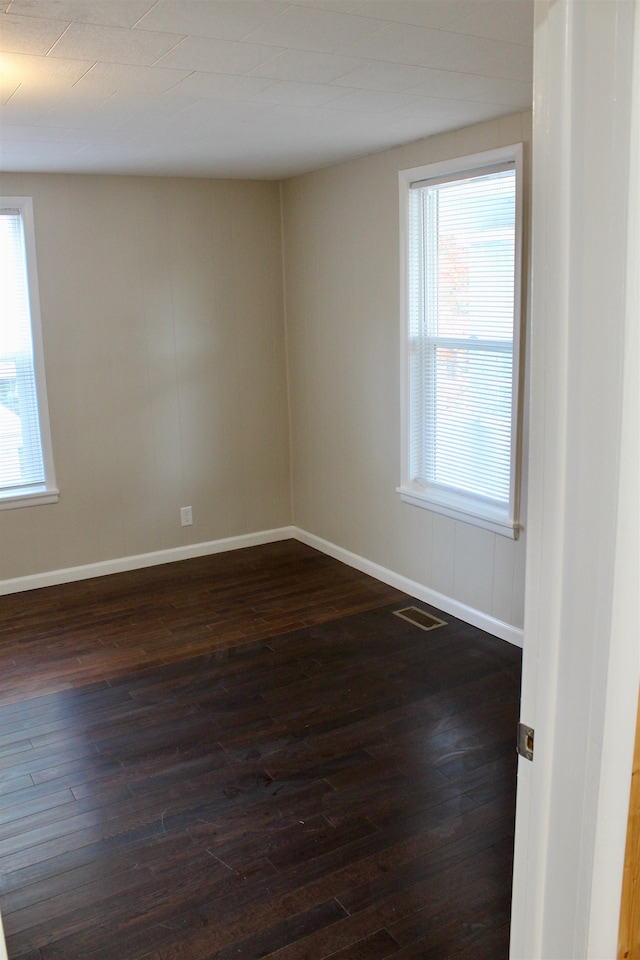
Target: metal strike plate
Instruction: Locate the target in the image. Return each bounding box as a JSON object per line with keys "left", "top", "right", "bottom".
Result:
{"left": 517, "top": 722, "right": 534, "bottom": 761}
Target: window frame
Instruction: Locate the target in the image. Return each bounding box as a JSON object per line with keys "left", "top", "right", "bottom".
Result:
{"left": 397, "top": 144, "right": 524, "bottom": 539}
{"left": 0, "top": 196, "right": 58, "bottom": 510}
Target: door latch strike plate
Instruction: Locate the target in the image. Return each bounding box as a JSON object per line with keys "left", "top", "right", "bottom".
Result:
{"left": 517, "top": 722, "right": 534, "bottom": 761}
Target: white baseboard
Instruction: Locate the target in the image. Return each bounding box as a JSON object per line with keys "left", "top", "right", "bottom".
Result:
{"left": 0, "top": 527, "right": 296, "bottom": 597}
{"left": 294, "top": 528, "right": 524, "bottom": 648}
{"left": 0, "top": 524, "right": 524, "bottom": 647}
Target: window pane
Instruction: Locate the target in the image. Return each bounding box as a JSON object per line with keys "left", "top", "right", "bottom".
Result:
{"left": 425, "top": 344, "right": 513, "bottom": 502}
{"left": 403, "top": 149, "right": 521, "bottom": 532}
{"left": 429, "top": 170, "right": 516, "bottom": 340}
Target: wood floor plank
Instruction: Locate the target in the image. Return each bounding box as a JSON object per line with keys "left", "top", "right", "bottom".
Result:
{"left": 0, "top": 541, "right": 520, "bottom": 959}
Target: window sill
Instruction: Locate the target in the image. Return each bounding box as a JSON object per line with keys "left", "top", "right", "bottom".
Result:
{"left": 0, "top": 487, "right": 59, "bottom": 510}
{"left": 397, "top": 486, "right": 520, "bottom": 540}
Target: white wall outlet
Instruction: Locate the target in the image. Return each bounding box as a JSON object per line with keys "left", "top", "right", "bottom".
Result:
{"left": 180, "top": 506, "right": 193, "bottom": 526}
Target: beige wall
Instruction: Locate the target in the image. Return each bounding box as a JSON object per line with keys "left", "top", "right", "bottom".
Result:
{"left": 282, "top": 111, "right": 531, "bottom": 629}
{"left": 1, "top": 113, "right": 530, "bottom": 631}
{"left": 0, "top": 173, "right": 290, "bottom": 580}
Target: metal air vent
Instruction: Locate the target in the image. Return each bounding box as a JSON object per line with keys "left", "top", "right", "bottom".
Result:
{"left": 393, "top": 606, "right": 447, "bottom": 632}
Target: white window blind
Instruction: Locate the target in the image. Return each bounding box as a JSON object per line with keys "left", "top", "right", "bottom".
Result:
{"left": 399, "top": 146, "right": 523, "bottom": 538}
{"left": 0, "top": 199, "right": 57, "bottom": 508}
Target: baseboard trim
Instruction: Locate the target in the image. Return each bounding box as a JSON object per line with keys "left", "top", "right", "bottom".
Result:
{"left": 0, "top": 524, "right": 524, "bottom": 647}
{"left": 293, "top": 528, "right": 524, "bottom": 648}
{"left": 0, "top": 527, "right": 296, "bottom": 597}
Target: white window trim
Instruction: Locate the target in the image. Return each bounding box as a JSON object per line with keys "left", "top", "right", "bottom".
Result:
{"left": 0, "top": 197, "right": 58, "bottom": 510}
{"left": 397, "top": 144, "right": 524, "bottom": 540}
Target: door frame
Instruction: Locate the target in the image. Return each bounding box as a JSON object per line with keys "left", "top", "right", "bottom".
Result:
{"left": 510, "top": 2, "right": 640, "bottom": 957}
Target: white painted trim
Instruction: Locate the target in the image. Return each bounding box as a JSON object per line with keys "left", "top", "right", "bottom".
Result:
{"left": 397, "top": 487, "right": 520, "bottom": 540}
{"left": 1, "top": 522, "right": 524, "bottom": 646}
{"left": 294, "top": 527, "right": 524, "bottom": 647}
{"left": 0, "top": 487, "right": 59, "bottom": 510}
{"left": 398, "top": 145, "right": 525, "bottom": 540}
{"left": 0, "top": 527, "right": 296, "bottom": 596}
{"left": 511, "top": 3, "right": 639, "bottom": 958}
{"left": 0, "top": 910, "right": 7, "bottom": 960}
{"left": 0, "top": 197, "right": 57, "bottom": 502}
{"left": 588, "top": 2, "right": 640, "bottom": 949}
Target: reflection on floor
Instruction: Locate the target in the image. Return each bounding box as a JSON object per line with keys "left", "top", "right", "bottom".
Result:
{"left": 0, "top": 540, "right": 521, "bottom": 960}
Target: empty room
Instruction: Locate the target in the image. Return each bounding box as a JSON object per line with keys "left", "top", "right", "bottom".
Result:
{"left": 0, "top": 2, "right": 637, "bottom": 959}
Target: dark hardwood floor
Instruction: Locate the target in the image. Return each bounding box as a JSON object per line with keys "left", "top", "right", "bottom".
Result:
{"left": 0, "top": 540, "right": 521, "bottom": 959}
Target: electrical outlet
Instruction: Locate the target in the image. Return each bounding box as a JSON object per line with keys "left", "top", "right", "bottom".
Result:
{"left": 180, "top": 506, "right": 193, "bottom": 526}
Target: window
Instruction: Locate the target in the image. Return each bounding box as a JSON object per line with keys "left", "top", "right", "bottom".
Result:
{"left": 0, "top": 198, "right": 57, "bottom": 509}
{"left": 398, "top": 145, "right": 524, "bottom": 538}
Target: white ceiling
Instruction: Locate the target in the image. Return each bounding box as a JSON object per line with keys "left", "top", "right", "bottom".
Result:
{"left": 0, "top": 0, "right": 533, "bottom": 180}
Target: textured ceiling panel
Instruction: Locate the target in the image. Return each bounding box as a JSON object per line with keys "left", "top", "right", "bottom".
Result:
{"left": 0, "top": 0, "right": 533, "bottom": 179}
{"left": 7, "top": 1, "right": 157, "bottom": 28}
{"left": 134, "top": 1, "right": 291, "bottom": 41}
